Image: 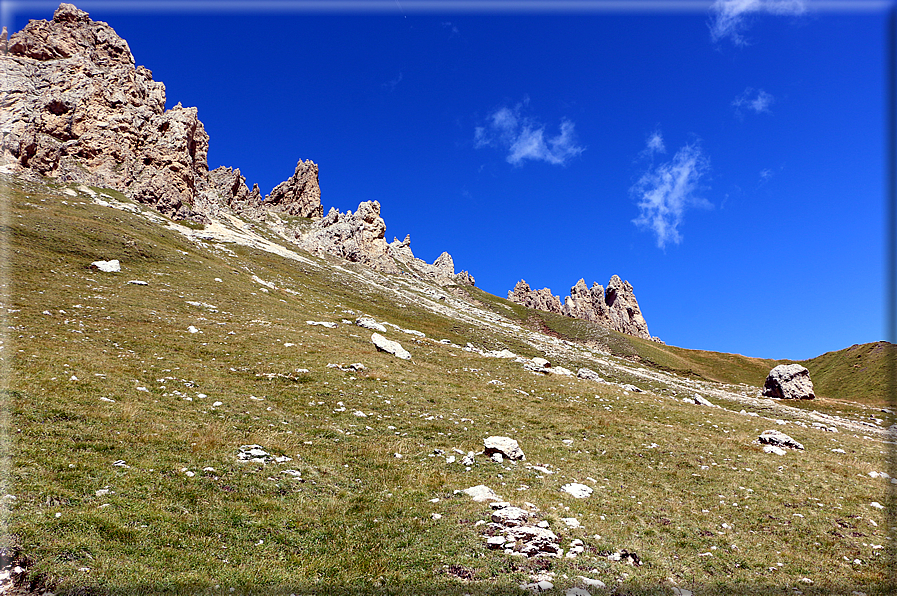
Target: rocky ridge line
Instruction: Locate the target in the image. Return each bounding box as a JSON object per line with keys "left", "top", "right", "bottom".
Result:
{"left": 1, "top": 3, "right": 472, "bottom": 287}
{"left": 508, "top": 277, "right": 657, "bottom": 340}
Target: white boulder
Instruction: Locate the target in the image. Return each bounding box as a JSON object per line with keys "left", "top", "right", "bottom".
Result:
{"left": 90, "top": 259, "right": 120, "bottom": 272}
{"left": 371, "top": 333, "right": 411, "bottom": 360}
{"left": 561, "top": 483, "right": 593, "bottom": 499}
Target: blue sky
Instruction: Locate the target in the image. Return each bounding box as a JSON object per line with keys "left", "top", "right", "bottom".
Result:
{"left": 10, "top": 0, "right": 892, "bottom": 360}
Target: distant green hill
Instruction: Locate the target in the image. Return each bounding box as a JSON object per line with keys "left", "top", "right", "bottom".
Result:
{"left": 799, "top": 341, "right": 895, "bottom": 405}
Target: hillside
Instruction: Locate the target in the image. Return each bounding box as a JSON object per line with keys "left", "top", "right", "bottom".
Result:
{"left": 2, "top": 175, "right": 895, "bottom": 595}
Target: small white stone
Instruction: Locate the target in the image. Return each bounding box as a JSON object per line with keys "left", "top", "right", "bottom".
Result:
{"left": 561, "top": 483, "right": 593, "bottom": 499}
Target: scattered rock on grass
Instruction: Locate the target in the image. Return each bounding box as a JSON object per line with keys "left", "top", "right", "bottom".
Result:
{"left": 371, "top": 333, "right": 411, "bottom": 360}
{"left": 561, "top": 483, "right": 593, "bottom": 499}
{"left": 577, "top": 368, "right": 605, "bottom": 382}
{"left": 90, "top": 259, "right": 120, "bottom": 272}
{"left": 237, "top": 444, "right": 273, "bottom": 463}
{"left": 758, "top": 430, "right": 804, "bottom": 450}
{"left": 356, "top": 317, "right": 387, "bottom": 332}
{"left": 484, "top": 436, "right": 525, "bottom": 461}
{"left": 306, "top": 321, "right": 338, "bottom": 328}
{"left": 462, "top": 485, "right": 502, "bottom": 502}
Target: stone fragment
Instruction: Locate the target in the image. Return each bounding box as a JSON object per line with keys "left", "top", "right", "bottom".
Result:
{"left": 491, "top": 506, "right": 529, "bottom": 527}
{"left": 356, "top": 317, "right": 387, "bottom": 332}
{"left": 371, "top": 333, "right": 411, "bottom": 360}
{"left": 691, "top": 394, "right": 718, "bottom": 407}
{"left": 505, "top": 525, "right": 562, "bottom": 557}
{"left": 561, "top": 483, "right": 593, "bottom": 499}
{"left": 521, "top": 581, "right": 554, "bottom": 593}
{"left": 306, "top": 321, "right": 337, "bottom": 328}
{"left": 762, "top": 445, "right": 787, "bottom": 456}
{"left": 90, "top": 259, "right": 120, "bottom": 272}
{"left": 565, "top": 588, "right": 591, "bottom": 596}
{"left": 461, "top": 451, "right": 475, "bottom": 466}
{"left": 577, "top": 368, "right": 605, "bottom": 382}
{"left": 462, "top": 485, "right": 501, "bottom": 502}
{"left": 763, "top": 364, "right": 816, "bottom": 400}
{"left": 486, "top": 536, "right": 506, "bottom": 549}
{"left": 483, "top": 436, "right": 525, "bottom": 461}
{"left": 577, "top": 577, "right": 606, "bottom": 589}
{"left": 532, "top": 357, "right": 551, "bottom": 368}
{"left": 759, "top": 430, "right": 805, "bottom": 450}
{"left": 237, "top": 444, "right": 272, "bottom": 463}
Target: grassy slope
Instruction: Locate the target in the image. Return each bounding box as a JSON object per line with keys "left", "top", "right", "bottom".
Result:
{"left": 800, "top": 343, "right": 896, "bottom": 404}
{"left": 3, "top": 176, "right": 894, "bottom": 595}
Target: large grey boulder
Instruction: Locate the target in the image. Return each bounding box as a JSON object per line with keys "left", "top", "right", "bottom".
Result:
{"left": 763, "top": 364, "right": 816, "bottom": 400}
{"left": 483, "top": 436, "right": 525, "bottom": 461}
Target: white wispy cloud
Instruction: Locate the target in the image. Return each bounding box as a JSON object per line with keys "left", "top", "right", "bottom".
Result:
{"left": 475, "top": 100, "right": 584, "bottom": 166}
{"left": 709, "top": 0, "right": 807, "bottom": 46}
{"left": 641, "top": 130, "right": 666, "bottom": 157}
{"left": 631, "top": 142, "right": 711, "bottom": 249}
{"left": 732, "top": 87, "right": 774, "bottom": 115}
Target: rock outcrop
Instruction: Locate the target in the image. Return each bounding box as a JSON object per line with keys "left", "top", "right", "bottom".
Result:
{"left": 1, "top": 3, "right": 323, "bottom": 223}
{"left": 508, "top": 276, "right": 652, "bottom": 339}
{"left": 2, "top": 4, "right": 210, "bottom": 218}
{"left": 293, "top": 201, "right": 398, "bottom": 272}
{"left": 763, "top": 364, "right": 816, "bottom": 400}
{"left": 387, "top": 235, "right": 475, "bottom": 286}
{"left": 264, "top": 160, "right": 323, "bottom": 218}
{"left": 2, "top": 3, "right": 475, "bottom": 284}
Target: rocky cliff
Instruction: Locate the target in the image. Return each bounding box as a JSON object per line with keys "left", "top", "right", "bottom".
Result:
{"left": 508, "top": 276, "right": 655, "bottom": 340}
{"left": 2, "top": 3, "right": 472, "bottom": 286}
{"left": 0, "top": 3, "right": 321, "bottom": 223}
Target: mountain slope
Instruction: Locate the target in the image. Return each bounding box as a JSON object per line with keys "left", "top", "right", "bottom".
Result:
{"left": 2, "top": 175, "right": 894, "bottom": 595}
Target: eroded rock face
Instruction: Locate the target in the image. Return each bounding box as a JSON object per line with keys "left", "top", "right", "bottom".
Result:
{"left": 265, "top": 160, "right": 323, "bottom": 218}
{"left": 2, "top": 4, "right": 325, "bottom": 224}
{"left": 508, "top": 276, "right": 651, "bottom": 339}
{"left": 294, "top": 201, "right": 398, "bottom": 272}
{"left": 386, "top": 235, "right": 475, "bottom": 287}
{"left": 1, "top": 4, "right": 212, "bottom": 218}
{"left": 508, "top": 280, "right": 563, "bottom": 314}
{"left": 763, "top": 364, "right": 816, "bottom": 400}
{"left": 208, "top": 166, "right": 263, "bottom": 218}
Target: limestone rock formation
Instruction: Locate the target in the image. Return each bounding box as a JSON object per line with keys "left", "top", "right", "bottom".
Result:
{"left": 508, "top": 276, "right": 651, "bottom": 339}
{"left": 294, "top": 201, "right": 398, "bottom": 272}
{"left": 3, "top": 3, "right": 474, "bottom": 285}
{"left": 0, "top": 3, "right": 327, "bottom": 224}
{"left": 387, "top": 235, "right": 475, "bottom": 287}
{"left": 508, "top": 280, "right": 563, "bottom": 314}
{"left": 763, "top": 364, "right": 816, "bottom": 400}
{"left": 264, "top": 160, "right": 323, "bottom": 218}
{"left": 208, "top": 166, "right": 263, "bottom": 218}
{"left": 1, "top": 4, "right": 212, "bottom": 218}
